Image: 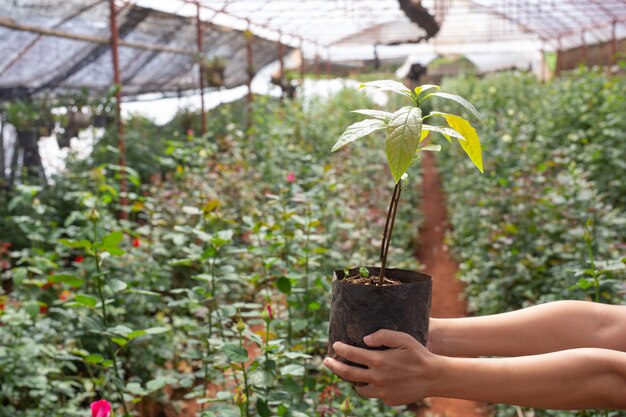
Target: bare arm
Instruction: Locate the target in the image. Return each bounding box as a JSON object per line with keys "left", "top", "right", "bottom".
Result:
{"left": 429, "top": 301, "right": 626, "bottom": 357}
{"left": 324, "top": 330, "right": 626, "bottom": 409}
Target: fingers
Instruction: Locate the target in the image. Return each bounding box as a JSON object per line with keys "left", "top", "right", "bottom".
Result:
{"left": 332, "top": 342, "right": 377, "bottom": 368}
{"left": 364, "top": 329, "right": 416, "bottom": 349}
{"left": 323, "top": 357, "right": 370, "bottom": 384}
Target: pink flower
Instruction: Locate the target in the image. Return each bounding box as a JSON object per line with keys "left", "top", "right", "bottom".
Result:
{"left": 91, "top": 400, "right": 111, "bottom": 417}
{"left": 286, "top": 171, "right": 296, "bottom": 183}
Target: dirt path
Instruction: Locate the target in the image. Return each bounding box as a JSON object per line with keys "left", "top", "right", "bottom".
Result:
{"left": 414, "top": 152, "right": 489, "bottom": 417}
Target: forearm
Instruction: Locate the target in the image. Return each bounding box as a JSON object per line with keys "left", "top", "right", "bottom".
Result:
{"left": 430, "top": 301, "right": 626, "bottom": 357}
{"left": 430, "top": 348, "right": 626, "bottom": 409}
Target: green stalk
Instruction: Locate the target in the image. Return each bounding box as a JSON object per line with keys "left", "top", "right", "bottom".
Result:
{"left": 92, "top": 221, "right": 129, "bottom": 417}
{"left": 379, "top": 181, "right": 403, "bottom": 286}
{"left": 239, "top": 330, "right": 250, "bottom": 417}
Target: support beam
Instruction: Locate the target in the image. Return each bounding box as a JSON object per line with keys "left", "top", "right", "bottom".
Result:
{"left": 0, "top": 16, "right": 196, "bottom": 56}
{"left": 109, "top": 0, "right": 128, "bottom": 219}
{"left": 610, "top": 20, "right": 617, "bottom": 68}
{"left": 196, "top": 1, "right": 206, "bottom": 136}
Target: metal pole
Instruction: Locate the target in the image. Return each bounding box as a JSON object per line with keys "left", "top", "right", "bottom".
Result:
{"left": 196, "top": 1, "right": 206, "bottom": 136}
{"left": 610, "top": 20, "right": 617, "bottom": 68}
{"left": 314, "top": 43, "right": 320, "bottom": 79}
{"left": 581, "top": 31, "right": 587, "bottom": 64}
{"left": 299, "top": 37, "right": 305, "bottom": 84}
{"left": 246, "top": 21, "right": 253, "bottom": 105}
{"left": 325, "top": 49, "right": 331, "bottom": 78}
{"left": 109, "top": 0, "right": 127, "bottom": 219}
{"left": 278, "top": 31, "right": 284, "bottom": 94}
{"left": 555, "top": 37, "right": 562, "bottom": 76}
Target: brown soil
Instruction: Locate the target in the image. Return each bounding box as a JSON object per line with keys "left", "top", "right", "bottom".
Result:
{"left": 414, "top": 152, "right": 490, "bottom": 417}
{"left": 343, "top": 275, "right": 402, "bottom": 286}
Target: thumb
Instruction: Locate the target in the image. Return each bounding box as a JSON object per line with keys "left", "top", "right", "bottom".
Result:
{"left": 363, "top": 329, "right": 415, "bottom": 349}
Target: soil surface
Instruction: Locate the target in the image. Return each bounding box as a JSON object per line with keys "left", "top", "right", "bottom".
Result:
{"left": 342, "top": 275, "right": 401, "bottom": 286}
{"left": 414, "top": 152, "right": 489, "bottom": 417}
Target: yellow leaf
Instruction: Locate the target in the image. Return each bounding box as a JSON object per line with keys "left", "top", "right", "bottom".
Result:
{"left": 436, "top": 113, "right": 483, "bottom": 173}
{"left": 420, "top": 128, "right": 429, "bottom": 143}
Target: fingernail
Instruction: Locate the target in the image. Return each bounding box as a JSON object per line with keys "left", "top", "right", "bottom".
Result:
{"left": 363, "top": 335, "right": 372, "bottom": 344}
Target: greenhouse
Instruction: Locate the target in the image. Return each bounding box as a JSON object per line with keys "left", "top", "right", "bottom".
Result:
{"left": 1, "top": 0, "right": 625, "bottom": 416}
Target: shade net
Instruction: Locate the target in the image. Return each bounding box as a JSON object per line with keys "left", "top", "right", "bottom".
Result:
{"left": 0, "top": 0, "right": 292, "bottom": 99}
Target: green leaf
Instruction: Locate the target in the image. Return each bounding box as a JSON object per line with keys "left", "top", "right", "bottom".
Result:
{"left": 144, "top": 326, "right": 169, "bottom": 335}
{"left": 85, "top": 353, "right": 104, "bottom": 364}
{"left": 331, "top": 119, "right": 385, "bottom": 152}
{"left": 280, "top": 364, "right": 305, "bottom": 377}
{"left": 350, "top": 109, "right": 393, "bottom": 122}
{"left": 431, "top": 112, "right": 483, "bottom": 173}
{"left": 59, "top": 239, "right": 92, "bottom": 249}
{"left": 422, "top": 124, "right": 466, "bottom": 142}
{"left": 49, "top": 274, "right": 84, "bottom": 288}
{"left": 75, "top": 294, "right": 98, "bottom": 308}
{"left": 24, "top": 301, "right": 40, "bottom": 318}
{"left": 102, "top": 231, "right": 124, "bottom": 248}
{"left": 386, "top": 106, "right": 422, "bottom": 183}
{"left": 415, "top": 84, "right": 440, "bottom": 96}
{"left": 112, "top": 337, "right": 128, "bottom": 347}
{"left": 276, "top": 277, "right": 292, "bottom": 294}
{"left": 108, "top": 279, "right": 127, "bottom": 293}
{"left": 359, "top": 80, "right": 412, "bottom": 98}
{"left": 127, "top": 330, "right": 147, "bottom": 340}
{"left": 222, "top": 343, "right": 248, "bottom": 363}
{"left": 417, "top": 144, "right": 442, "bottom": 152}
{"left": 256, "top": 399, "right": 271, "bottom": 417}
{"left": 423, "top": 92, "right": 484, "bottom": 123}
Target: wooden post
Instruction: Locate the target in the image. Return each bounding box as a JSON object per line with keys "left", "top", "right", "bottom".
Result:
{"left": 196, "top": 1, "right": 206, "bottom": 136}
{"left": 109, "top": 0, "right": 127, "bottom": 219}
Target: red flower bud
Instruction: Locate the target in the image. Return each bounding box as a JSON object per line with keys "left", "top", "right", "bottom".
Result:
{"left": 132, "top": 238, "right": 140, "bottom": 247}
{"left": 91, "top": 400, "right": 111, "bottom": 417}
{"left": 286, "top": 171, "right": 296, "bottom": 183}
{"left": 75, "top": 256, "right": 85, "bottom": 264}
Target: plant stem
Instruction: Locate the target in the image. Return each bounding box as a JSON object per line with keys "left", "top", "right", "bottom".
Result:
{"left": 92, "top": 222, "right": 129, "bottom": 416}
{"left": 239, "top": 331, "right": 250, "bottom": 417}
{"left": 379, "top": 181, "right": 403, "bottom": 286}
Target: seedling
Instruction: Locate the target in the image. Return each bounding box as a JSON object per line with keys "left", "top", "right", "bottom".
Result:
{"left": 332, "top": 80, "right": 484, "bottom": 285}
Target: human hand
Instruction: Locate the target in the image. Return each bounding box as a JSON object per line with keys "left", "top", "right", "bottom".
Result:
{"left": 323, "top": 329, "right": 442, "bottom": 406}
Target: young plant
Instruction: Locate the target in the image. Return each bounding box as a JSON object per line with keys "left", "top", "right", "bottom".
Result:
{"left": 332, "top": 80, "right": 484, "bottom": 285}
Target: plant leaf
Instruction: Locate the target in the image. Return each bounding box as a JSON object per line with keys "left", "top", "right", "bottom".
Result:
{"left": 75, "top": 294, "right": 98, "bottom": 308}
{"left": 279, "top": 364, "right": 305, "bottom": 377}
{"left": 417, "top": 144, "right": 442, "bottom": 152}
{"left": 431, "top": 112, "right": 483, "bottom": 173}
{"left": 415, "top": 84, "right": 440, "bottom": 96}
{"left": 386, "top": 106, "right": 422, "bottom": 183}
{"left": 423, "top": 124, "right": 466, "bottom": 142}
{"left": 359, "top": 80, "right": 412, "bottom": 98}
{"left": 331, "top": 119, "right": 385, "bottom": 152}
{"left": 49, "top": 274, "right": 84, "bottom": 288}
{"left": 222, "top": 343, "right": 248, "bottom": 363}
{"left": 350, "top": 109, "right": 393, "bottom": 122}
{"left": 423, "top": 92, "right": 485, "bottom": 123}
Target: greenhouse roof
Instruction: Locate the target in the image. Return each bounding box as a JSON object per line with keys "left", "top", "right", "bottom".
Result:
{"left": 1, "top": 0, "right": 625, "bottom": 99}
{"left": 0, "top": 0, "right": 292, "bottom": 99}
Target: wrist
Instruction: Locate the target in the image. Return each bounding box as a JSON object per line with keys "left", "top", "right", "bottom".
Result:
{"left": 423, "top": 351, "right": 451, "bottom": 398}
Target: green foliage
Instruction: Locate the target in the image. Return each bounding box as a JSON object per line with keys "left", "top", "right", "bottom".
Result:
{"left": 435, "top": 68, "right": 625, "bottom": 415}
{"left": 0, "top": 88, "right": 421, "bottom": 417}
{"left": 332, "top": 79, "right": 484, "bottom": 183}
